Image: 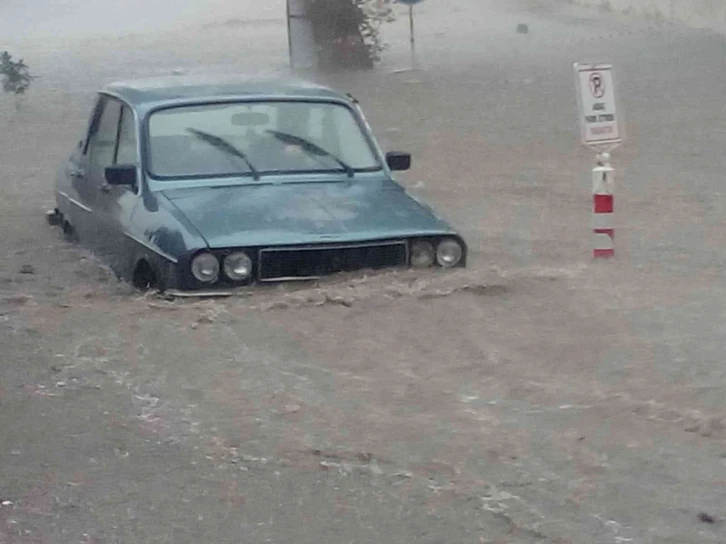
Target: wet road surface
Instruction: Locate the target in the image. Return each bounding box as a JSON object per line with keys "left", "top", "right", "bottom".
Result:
{"left": 1, "top": 1, "right": 726, "bottom": 542}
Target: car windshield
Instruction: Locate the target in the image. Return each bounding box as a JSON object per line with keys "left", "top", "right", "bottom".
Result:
{"left": 147, "top": 101, "right": 381, "bottom": 178}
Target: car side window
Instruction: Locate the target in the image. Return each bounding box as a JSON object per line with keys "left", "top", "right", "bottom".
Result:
{"left": 87, "top": 98, "right": 122, "bottom": 176}
{"left": 116, "top": 106, "right": 139, "bottom": 166}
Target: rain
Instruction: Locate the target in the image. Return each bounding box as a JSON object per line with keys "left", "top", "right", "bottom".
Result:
{"left": 1, "top": 0, "right": 726, "bottom": 541}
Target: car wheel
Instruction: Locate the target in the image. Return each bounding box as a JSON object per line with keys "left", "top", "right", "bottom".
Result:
{"left": 132, "top": 260, "right": 157, "bottom": 292}
{"left": 61, "top": 220, "right": 77, "bottom": 242}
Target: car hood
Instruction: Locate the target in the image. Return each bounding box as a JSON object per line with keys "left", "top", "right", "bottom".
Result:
{"left": 161, "top": 178, "right": 456, "bottom": 248}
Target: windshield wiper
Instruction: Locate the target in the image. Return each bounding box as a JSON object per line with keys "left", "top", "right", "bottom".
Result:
{"left": 186, "top": 128, "right": 260, "bottom": 180}
{"left": 266, "top": 129, "right": 355, "bottom": 178}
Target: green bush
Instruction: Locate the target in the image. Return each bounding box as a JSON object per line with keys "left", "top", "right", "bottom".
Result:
{"left": 305, "top": 0, "right": 395, "bottom": 69}
{"left": 358, "top": 0, "right": 396, "bottom": 62}
{"left": 1, "top": 51, "right": 33, "bottom": 95}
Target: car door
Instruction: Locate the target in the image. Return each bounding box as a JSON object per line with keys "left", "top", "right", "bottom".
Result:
{"left": 62, "top": 97, "right": 105, "bottom": 240}
{"left": 71, "top": 96, "right": 122, "bottom": 256}
{"left": 93, "top": 101, "right": 142, "bottom": 277}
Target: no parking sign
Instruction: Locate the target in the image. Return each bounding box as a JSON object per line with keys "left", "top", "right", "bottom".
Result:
{"left": 574, "top": 63, "right": 623, "bottom": 147}
{"left": 574, "top": 62, "right": 624, "bottom": 259}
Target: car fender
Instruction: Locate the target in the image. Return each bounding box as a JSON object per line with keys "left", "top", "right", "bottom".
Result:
{"left": 123, "top": 190, "right": 209, "bottom": 289}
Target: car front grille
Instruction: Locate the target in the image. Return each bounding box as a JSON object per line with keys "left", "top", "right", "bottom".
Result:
{"left": 258, "top": 240, "right": 408, "bottom": 281}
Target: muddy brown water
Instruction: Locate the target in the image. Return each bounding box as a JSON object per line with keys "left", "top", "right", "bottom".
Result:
{"left": 1, "top": 0, "right": 726, "bottom": 542}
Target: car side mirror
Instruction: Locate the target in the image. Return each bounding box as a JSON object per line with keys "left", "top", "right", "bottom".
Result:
{"left": 386, "top": 152, "right": 411, "bottom": 172}
{"left": 105, "top": 164, "right": 138, "bottom": 187}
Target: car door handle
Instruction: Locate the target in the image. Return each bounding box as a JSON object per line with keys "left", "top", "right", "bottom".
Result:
{"left": 100, "top": 185, "right": 112, "bottom": 194}
{"left": 69, "top": 168, "right": 85, "bottom": 178}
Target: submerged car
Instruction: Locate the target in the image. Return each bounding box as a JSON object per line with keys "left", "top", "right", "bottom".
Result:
{"left": 50, "top": 75, "right": 466, "bottom": 291}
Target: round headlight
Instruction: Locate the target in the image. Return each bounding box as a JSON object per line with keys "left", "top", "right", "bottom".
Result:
{"left": 224, "top": 252, "right": 253, "bottom": 281}
{"left": 436, "top": 239, "right": 463, "bottom": 268}
{"left": 410, "top": 240, "right": 435, "bottom": 268}
{"left": 191, "top": 253, "right": 220, "bottom": 283}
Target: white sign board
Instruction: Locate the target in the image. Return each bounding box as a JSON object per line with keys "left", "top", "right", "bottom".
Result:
{"left": 575, "top": 63, "right": 622, "bottom": 147}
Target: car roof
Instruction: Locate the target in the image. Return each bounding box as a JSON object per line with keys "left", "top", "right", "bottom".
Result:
{"left": 103, "top": 75, "right": 349, "bottom": 108}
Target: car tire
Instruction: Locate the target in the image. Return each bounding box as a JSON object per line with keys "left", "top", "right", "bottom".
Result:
{"left": 132, "top": 260, "right": 158, "bottom": 292}
{"left": 61, "top": 220, "right": 77, "bottom": 242}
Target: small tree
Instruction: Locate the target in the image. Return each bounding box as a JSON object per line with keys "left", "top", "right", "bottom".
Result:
{"left": 305, "top": 0, "right": 395, "bottom": 70}
{"left": 357, "top": 0, "right": 395, "bottom": 63}
{"left": 1, "top": 51, "right": 33, "bottom": 96}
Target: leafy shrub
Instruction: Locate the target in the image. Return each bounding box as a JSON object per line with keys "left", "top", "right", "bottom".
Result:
{"left": 305, "top": 0, "right": 395, "bottom": 69}
{"left": 0, "top": 51, "right": 33, "bottom": 95}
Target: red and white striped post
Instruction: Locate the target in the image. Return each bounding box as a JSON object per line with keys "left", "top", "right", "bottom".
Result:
{"left": 592, "top": 152, "right": 614, "bottom": 258}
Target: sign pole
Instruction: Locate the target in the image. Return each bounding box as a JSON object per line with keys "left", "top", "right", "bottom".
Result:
{"left": 286, "top": 0, "right": 293, "bottom": 69}
{"left": 574, "top": 63, "right": 624, "bottom": 259}
{"left": 409, "top": 5, "right": 417, "bottom": 70}
{"left": 395, "top": 0, "right": 424, "bottom": 72}
{"left": 592, "top": 151, "right": 615, "bottom": 258}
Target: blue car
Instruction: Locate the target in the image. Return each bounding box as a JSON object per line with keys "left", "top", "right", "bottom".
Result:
{"left": 50, "top": 75, "right": 466, "bottom": 291}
